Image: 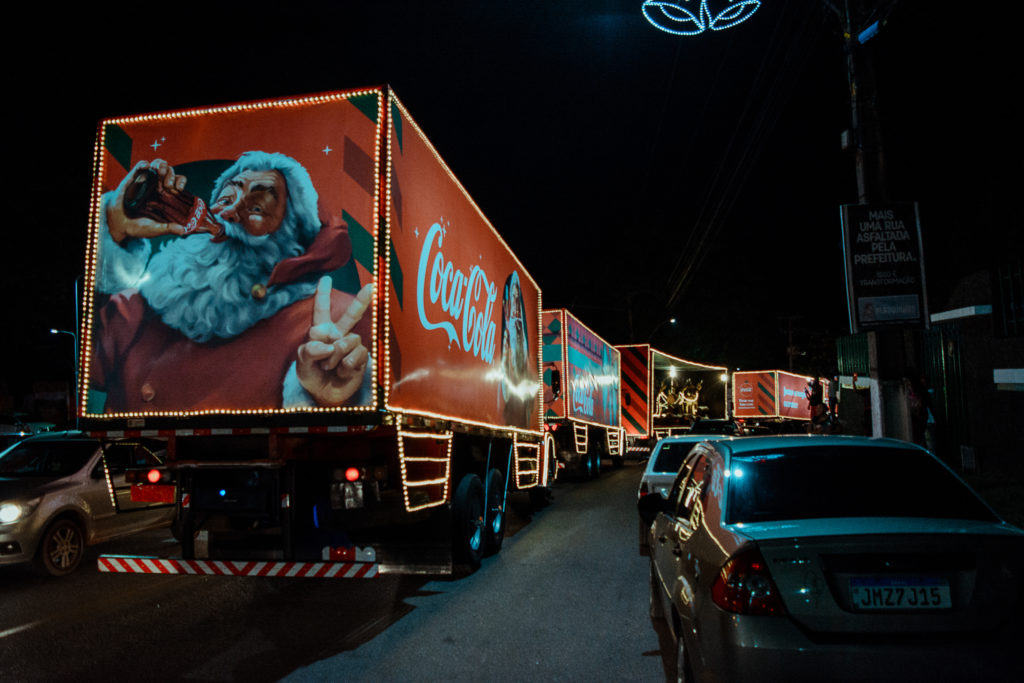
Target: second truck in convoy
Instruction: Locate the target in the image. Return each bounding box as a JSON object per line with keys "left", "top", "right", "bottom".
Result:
{"left": 542, "top": 309, "right": 624, "bottom": 475}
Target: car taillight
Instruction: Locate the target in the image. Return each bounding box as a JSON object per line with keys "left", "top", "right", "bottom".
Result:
{"left": 639, "top": 481, "right": 649, "bottom": 497}
{"left": 125, "top": 467, "right": 173, "bottom": 485}
{"left": 711, "top": 546, "right": 784, "bottom": 615}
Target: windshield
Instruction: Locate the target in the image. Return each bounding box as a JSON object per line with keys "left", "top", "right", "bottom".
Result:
{"left": 652, "top": 442, "right": 693, "bottom": 473}
{"left": 0, "top": 440, "right": 98, "bottom": 477}
{"left": 690, "top": 421, "right": 735, "bottom": 435}
{"left": 725, "top": 445, "right": 998, "bottom": 524}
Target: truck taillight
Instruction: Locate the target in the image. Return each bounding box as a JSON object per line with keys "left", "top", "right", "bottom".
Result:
{"left": 710, "top": 546, "right": 784, "bottom": 616}
{"left": 345, "top": 467, "right": 361, "bottom": 482}
{"left": 126, "top": 467, "right": 173, "bottom": 485}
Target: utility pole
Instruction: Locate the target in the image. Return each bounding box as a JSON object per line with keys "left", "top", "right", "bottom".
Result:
{"left": 830, "top": 0, "right": 915, "bottom": 441}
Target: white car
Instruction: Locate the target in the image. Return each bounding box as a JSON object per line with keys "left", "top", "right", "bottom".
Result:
{"left": 641, "top": 435, "right": 1024, "bottom": 682}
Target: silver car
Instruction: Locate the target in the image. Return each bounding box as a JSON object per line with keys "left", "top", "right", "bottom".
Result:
{"left": 0, "top": 432, "right": 175, "bottom": 576}
{"left": 641, "top": 435, "right": 1024, "bottom": 682}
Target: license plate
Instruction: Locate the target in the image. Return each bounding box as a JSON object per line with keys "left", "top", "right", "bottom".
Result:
{"left": 849, "top": 576, "right": 951, "bottom": 610}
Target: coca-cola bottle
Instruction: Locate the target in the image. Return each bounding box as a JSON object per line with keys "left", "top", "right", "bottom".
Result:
{"left": 122, "top": 167, "right": 226, "bottom": 241}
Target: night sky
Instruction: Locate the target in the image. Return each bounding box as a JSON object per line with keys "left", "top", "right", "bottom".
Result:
{"left": 5, "top": 1, "right": 1020, "bottom": 404}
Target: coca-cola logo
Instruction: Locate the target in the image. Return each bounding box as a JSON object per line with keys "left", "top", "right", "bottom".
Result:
{"left": 416, "top": 222, "right": 497, "bottom": 363}
{"left": 740, "top": 381, "right": 752, "bottom": 394}
{"left": 571, "top": 370, "right": 596, "bottom": 417}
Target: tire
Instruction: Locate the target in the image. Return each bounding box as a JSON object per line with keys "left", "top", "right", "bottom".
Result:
{"left": 675, "top": 634, "right": 693, "bottom": 683}
{"left": 483, "top": 468, "right": 506, "bottom": 556}
{"left": 649, "top": 563, "right": 664, "bottom": 619}
{"left": 452, "top": 473, "right": 485, "bottom": 570}
{"left": 591, "top": 450, "right": 602, "bottom": 479}
{"left": 579, "top": 451, "right": 594, "bottom": 481}
{"left": 34, "top": 518, "right": 85, "bottom": 577}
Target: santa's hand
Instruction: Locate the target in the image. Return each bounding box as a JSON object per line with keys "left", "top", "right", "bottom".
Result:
{"left": 106, "top": 160, "right": 189, "bottom": 244}
{"left": 296, "top": 277, "right": 375, "bottom": 406}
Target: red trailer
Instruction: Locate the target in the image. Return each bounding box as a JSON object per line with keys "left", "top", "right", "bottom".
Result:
{"left": 79, "top": 86, "right": 546, "bottom": 576}
{"left": 732, "top": 370, "right": 831, "bottom": 423}
{"left": 617, "top": 344, "right": 728, "bottom": 456}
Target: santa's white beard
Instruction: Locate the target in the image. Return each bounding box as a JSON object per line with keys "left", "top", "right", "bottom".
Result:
{"left": 139, "top": 219, "right": 317, "bottom": 343}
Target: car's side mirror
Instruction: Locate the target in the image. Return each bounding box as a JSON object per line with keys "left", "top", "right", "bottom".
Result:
{"left": 638, "top": 492, "right": 669, "bottom": 526}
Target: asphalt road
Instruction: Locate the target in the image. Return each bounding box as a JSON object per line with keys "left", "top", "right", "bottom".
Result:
{"left": 0, "top": 460, "right": 671, "bottom": 682}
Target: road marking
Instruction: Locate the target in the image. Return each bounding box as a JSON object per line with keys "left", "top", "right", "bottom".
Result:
{"left": 0, "top": 619, "right": 45, "bottom": 640}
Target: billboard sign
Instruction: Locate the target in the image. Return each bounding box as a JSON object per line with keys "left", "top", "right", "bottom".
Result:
{"left": 841, "top": 202, "right": 928, "bottom": 332}
{"left": 83, "top": 90, "right": 384, "bottom": 417}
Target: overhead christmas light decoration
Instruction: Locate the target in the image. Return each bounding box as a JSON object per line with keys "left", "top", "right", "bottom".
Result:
{"left": 642, "top": 0, "right": 761, "bottom": 36}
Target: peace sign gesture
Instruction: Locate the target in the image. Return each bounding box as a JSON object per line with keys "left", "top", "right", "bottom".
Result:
{"left": 296, "top": 276, "right": 375, "bottom": 406}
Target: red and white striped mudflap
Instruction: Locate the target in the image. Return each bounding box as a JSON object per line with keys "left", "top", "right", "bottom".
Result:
{"left": 97, "top": 555, "right": 378, "bottom": 578}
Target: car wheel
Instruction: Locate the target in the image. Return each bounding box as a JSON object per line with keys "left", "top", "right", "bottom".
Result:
{"left": 35, "top": 518, "right": 85, "bottom": 577}
{"left": 483, "top": 468, "right": 506, "bottom": 556}
{"left": 675, "top": 634, "right": 693, "bottom": 683}
{"left": 649, "top": 563, "right": 664, "bottom": 619}
{"left": 452, "top": 473, "right": 485, "bottom": 571}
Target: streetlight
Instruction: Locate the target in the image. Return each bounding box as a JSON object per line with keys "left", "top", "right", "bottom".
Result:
{"left": 50, "top": 328, "right": 78, "bottom": 429}
{"left": 648, "top": 317, "right": 678, "bottom": 344}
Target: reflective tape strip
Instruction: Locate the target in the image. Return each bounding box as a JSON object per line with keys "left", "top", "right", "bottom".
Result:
{"left": 97, "top": 556, "right": 378, "bottom": 578}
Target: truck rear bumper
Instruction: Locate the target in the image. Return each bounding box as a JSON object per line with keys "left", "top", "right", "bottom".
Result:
{"left": 98, "top": 555, "right": 379, "bottom": 578}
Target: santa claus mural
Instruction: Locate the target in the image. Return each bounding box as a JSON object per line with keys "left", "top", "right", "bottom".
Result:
{"left": 90, "top": 151, "right": 374, "bottom": 414}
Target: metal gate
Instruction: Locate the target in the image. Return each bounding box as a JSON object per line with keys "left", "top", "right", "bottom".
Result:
{"left": 920, "top": 325, "right": 968, "bottom": 463}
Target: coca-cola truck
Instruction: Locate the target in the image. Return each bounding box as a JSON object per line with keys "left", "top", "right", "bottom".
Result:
{"left": 80, "top": 86, "right": 547, "bottom": 576}
{"left": 541, "top": 310, "right": 624, "bottom": 476}
{"left": 732, "top": 370, "right": 830, "bottom": 424}
{"left": 617, "top": 344, "right": 728, "bottom": 456}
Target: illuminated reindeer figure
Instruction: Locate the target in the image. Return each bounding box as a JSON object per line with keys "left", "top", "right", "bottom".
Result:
{"left": 679, "top": 379, "right": 703, "bottom": 418}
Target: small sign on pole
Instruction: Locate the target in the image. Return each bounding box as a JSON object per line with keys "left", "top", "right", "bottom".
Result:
{"left": 840, "top": 202, "right": 928, "bottom": 333}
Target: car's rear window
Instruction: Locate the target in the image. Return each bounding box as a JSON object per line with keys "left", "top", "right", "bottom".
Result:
{"left": 652, "top": 442, "right": 692, "bottom": 473}
{"left": 0, "top": 440, "right": 97, "bottom": 477}
{"left": 725, "top": 446, "right": 998, "bottom": 524}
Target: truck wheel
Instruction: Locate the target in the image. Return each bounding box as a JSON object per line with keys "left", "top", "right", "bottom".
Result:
{"left": 34, "top": 518, "right": 85, "bottom": 577}
{"left": 591, "top": 451, "right": 602, "bottom": 479}
{"left": 453, "top": 473, "right": 485, "bottom": 570}
{"left": 579, "top": 452, "right": 594, "bottom": 481}
{"left": 483, "top": 468, "right": 506, "bottom": 555}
